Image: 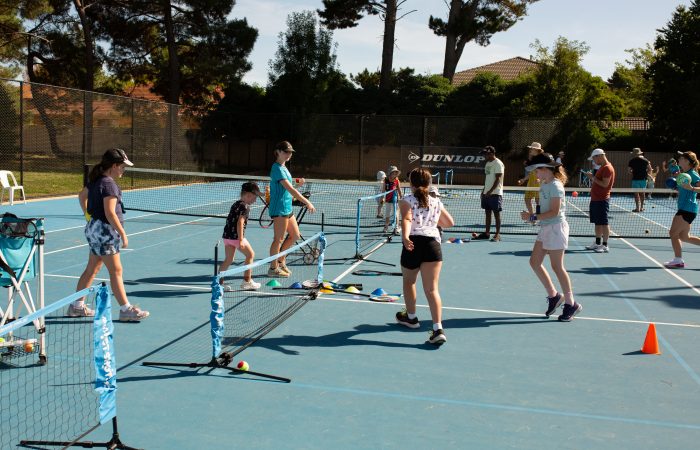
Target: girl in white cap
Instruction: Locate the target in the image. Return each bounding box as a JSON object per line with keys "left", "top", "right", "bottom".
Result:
{"left": 520, "top": 153, "right": 582, "bottom": 322}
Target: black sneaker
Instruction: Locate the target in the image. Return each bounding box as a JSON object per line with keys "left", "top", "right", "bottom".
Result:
{"left": 545, "top": 293, "right": 563, "bottom": 317}
{"left": 428, "top": 329, "right": 447, "bottom": 345}
{"left": 558, "top": 302, "right": 582, "bottom": 322}
{"left": 396, "top": 310, "right": 420, "bottom": 329}
{"left": 473, "top": 232, "right": 490, "bottom": 240}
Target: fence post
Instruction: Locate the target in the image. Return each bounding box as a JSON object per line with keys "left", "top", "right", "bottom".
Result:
{"left": 130, "top": 99, "right": 135, "bottom": 162}
{"left": 358, "top": 115, "right": 364, "bottom": 180}
{"left": 19, "top": 80, "right": 24, "bottom": 185}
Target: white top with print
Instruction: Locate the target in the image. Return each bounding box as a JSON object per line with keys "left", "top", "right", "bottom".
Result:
{"left": 403, "top": 193, "right": 442, "bottom": 241}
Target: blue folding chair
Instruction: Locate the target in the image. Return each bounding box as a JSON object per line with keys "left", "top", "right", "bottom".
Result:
{"left": 0, "top": 213, "right": 46, "bottom": 362}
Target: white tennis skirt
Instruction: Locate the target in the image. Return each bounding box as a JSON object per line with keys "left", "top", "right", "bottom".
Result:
{"left": 537, "top": 221, "right": 569, "bottom": 251}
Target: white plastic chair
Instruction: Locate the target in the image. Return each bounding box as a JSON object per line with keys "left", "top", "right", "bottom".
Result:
{"left": 0, "top": 170, "right": 26, "bottom": 205}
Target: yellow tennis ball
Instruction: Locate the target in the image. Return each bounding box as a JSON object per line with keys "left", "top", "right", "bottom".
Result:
{"left": 0, "top": 337, "right": 5, "bottom": 344}
{"left": 84, "top": 212, "right": 91, "bottom": 222}
{"left": 236, "top": 360, "right": 249, "bottom": 371}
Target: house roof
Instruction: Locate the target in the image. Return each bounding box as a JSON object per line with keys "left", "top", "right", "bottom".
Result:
{"left": 452, "top": 57, "right": 539, "bottom": 86}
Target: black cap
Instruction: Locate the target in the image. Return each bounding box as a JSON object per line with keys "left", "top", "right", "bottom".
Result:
{"left": 241, "top": 181, "right": 261, "bottom": 195}
{"left": 103, "top": 148, "right": 133, "bottom": 166}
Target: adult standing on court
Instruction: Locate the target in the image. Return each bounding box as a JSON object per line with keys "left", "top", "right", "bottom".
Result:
{"left": 555, "top": 151, "right": 565, "bottom": 166}
{"left": 267, "top": 141, "right": 316, "bottom": 277}
{"left": 517, "top": 142, "right": 544, "bottom": 217}
{"left": 520, "top": 153, "right": 582, "bottom": 322}
{"left": 628, "top": 147, "right": 651, "bottom": 212}
{"left": 585, "top": 148, "right": 615, "bottom": 253}
{"left": 664, "top": 151, "right": 700, "bottom": 268}
{"left": 71, "top": 148, "right": 149, "bottom": 321}
{"left": 395, "top": 168, "right": 455, "bottom": 345}
{"left": 476, "top": 145, "right": 504, "bottom": 241}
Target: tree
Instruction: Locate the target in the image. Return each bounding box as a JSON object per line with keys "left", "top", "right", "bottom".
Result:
{"left": 318, "top": 0, "right": 415, "bottom": 92}
{"left": 608, "top": 46, "right": 654, "bottom": 117}
{"left": 94, "top": 0, "right": 257, "bottom": 108}
{"left": 513, "top": 37, "right": 625, "bottom": 160}
{"left": 429, "top": 0, "right": 539, "bottom": 83}
{"left": 267, "top": 11, "right": 346, "bottom": 115}
{"left": 647, "top": 1, "right": 700, "bottom": 149}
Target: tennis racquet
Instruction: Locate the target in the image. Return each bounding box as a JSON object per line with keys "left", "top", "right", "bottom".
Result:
{"left": 352, "top": 270, "right": 402, "bottom": 277}
{"left": 257, "top": 202, "right": 273, "bottom": 229}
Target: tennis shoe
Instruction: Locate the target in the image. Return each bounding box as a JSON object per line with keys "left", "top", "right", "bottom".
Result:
{"left": 396, "top": 310, "right": 420, "bottom": 329}
{"left": 119, "top": 305, "right": 150, "bottom": 322}
{"left": 544, "top": 293, "right": 563, "bottom": 318}
{"left": 240, "top": 279, "right": 261, "bottom": 290}
{"left": 428, "top": 329, "right": 447, "bottom": 345}
{"left": 593, "top": 245, "right": 609, "bottom": 253}
{"left": 473, "top": 232, "right": 490, "bottom": 240}
{"left": 280, "top": 264, "right": 292, "bottom": 276}
{"left": 267, "top": 267, "right": 290, "bottom": 278}
{"left": 585, "top": 242, "right": 600, "bottom": 250}
{"left": 67, "top": 303, "right": 95, "bottom": 318}
{"left": 664, "top": 258, "right": 685, "bottom": 268}
{"left": 220, "top": 283, "right": 233, "bottom": 292}
{"left": 558, "top": 302, "right": 582, "bottom": 322}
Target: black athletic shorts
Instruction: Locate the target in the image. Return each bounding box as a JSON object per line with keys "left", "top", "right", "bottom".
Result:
{"left": 676, "top": 210, "right": 697, "bottom": 225}
{"left": 400, "top": 235, "right": 442, "bottom": 270}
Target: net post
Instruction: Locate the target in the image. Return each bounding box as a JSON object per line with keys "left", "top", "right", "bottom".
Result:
{"left": 354, "top": 198, "right": 362, "bottom": 258}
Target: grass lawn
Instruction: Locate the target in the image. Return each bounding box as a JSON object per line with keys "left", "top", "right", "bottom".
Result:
{"left": 20, "top": 171, "right": 83, "bottom": 199}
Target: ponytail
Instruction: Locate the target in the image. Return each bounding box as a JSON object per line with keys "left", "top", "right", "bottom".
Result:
{"left": 88, "top": 161, "right": 111, "bottom": 184}
{"left": 409, "top": 168, "right": 432, "bottom": 208}
{"left": 553, "top": 166, "right": 568, "bottom": 185}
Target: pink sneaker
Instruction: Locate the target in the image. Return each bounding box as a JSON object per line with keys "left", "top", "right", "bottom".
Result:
{"left": 119, "top": 305, "right": 150, "bottom": 322}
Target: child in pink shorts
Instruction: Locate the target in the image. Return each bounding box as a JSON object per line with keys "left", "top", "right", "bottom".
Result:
{"left": 219, "top": 182, "right": 261, "bottom": 290}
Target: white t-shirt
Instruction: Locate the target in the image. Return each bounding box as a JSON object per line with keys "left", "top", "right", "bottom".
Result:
{"left": 402, "top": 193, "right": 442, "bottom": 241}
{"left": 483, "top": 158, "right": 505, "bottom": 195}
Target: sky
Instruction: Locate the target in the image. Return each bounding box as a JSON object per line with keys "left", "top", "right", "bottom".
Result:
{"left": 230, "top": 0, "right": 693, "bottom": 86}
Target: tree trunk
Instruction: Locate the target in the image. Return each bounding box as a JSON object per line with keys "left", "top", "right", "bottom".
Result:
{"left": 26, "top": 37, "right": 65, "bottom": 158}
{"left": 379, "top": 0, "right": 397, "bottom": 92}
{"left": 162, "top": 0, "right": 181, "bottom": 104}
{"left": 74, "top": 0, "right": 94, "bottom": 159}
{"left": 442, "top": 0, "right": 464, "bottom": 83}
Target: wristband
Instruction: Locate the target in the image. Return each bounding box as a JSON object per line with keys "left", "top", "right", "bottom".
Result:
{"left": 530, "top": 214, "right": 537, "bottom": 222}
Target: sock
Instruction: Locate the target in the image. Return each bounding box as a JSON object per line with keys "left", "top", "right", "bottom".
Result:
{"left": 120, "top": 304, "right": 132, "bottom": 312}
{"left": 407, "top": 313, "right": 417, "bottom": 320}
{"left": 564, "top": 292, "right": 575, "bottom": 304}
{"left": 433, "top": 322, "right": 442, "bottom": 331}
{"left": 595, "top": 237, "right": 601, "bottom": 245}
{"left": 603, "top": 241, "right": 608, "bottom": 247}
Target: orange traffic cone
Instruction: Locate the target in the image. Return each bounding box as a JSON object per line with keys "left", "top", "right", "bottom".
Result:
{"left": 641, "top": 323, "right": 661, "bottom": 355}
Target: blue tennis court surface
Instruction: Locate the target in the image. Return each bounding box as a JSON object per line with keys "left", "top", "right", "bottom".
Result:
{"left": 3, "top": 194, "right": 700, "bottom": 449}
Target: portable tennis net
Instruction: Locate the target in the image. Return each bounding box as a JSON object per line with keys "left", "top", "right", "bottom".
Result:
{"left": 142, "top": 233, "right": 326, "bottom": 382}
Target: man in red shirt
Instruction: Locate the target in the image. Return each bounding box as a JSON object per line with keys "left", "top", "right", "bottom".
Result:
{"left": 585, "top": 148, "right": 615, "bottom": 253}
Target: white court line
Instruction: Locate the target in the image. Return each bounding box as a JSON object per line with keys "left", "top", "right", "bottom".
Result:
{"left": 45, "top": 273, "right": 211, "bottom": 291}
{"left": 46, "top": 210, "right": 172, "bottom": 234}
{"left": 618, "top": 237, "right": 700, "bottom": 297}
{"left": 331, "top": 239, "right": 392, "bottom": 283}
{"left": 44, "top": 216, "right": 210, "bottom": 255}
{"left": 317, "top": 295, "right": 700, "bottom": 329}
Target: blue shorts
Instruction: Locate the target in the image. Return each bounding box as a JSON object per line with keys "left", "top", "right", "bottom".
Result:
{"left": 589, "top": 200, "right": 609, "bottom": 225}
{"left": 631, "top": 179, "right": 647, "bottom": 189}
{"left": 481, "top": 194, "right": 503, "bottom": 212}
{"left": 85, "top": 219, "right": 121, "bottom": 256}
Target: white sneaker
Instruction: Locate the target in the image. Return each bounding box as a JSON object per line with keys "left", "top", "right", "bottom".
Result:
{"left": 664, "top": 258, "right": 685, "bottom": 268}
{"left": 240, "top": 279, "right": 261, "bottom": 290}
{"left": 593, "top": 245, "right": 609, "bottom": 253}
{"left": 220, "top": 283, "right": 234, "bottom": 292}
{"left": 585, "top": 242, "right": 600, "bottom": 250}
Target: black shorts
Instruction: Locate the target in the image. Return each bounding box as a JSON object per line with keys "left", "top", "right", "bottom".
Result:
{"left": 589, "top": 200, "right": 609, "bottom": 225}
{"left": 676, "top": 210, "right": 697, "bottom": 224}
{"left": 400, "top": 235, "right": 442, "bottom": 270}
{"left": 481, "top": 194, "right": 503, "bottom": 212}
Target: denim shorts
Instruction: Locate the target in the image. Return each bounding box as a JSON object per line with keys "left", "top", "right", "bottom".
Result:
{"left": 85, "top": 219, "right": 121, "bottom": 256}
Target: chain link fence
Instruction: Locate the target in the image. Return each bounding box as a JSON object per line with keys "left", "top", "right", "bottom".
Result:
{"left": 1, "top": 78, "right": 665, "bottom": 199}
